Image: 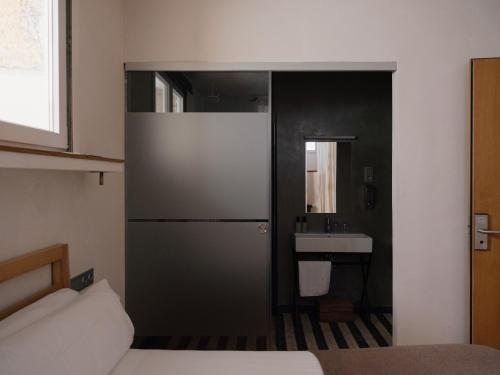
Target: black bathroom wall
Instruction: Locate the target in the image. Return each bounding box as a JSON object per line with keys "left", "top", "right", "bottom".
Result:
{"left": 273, "top": 72, "right": 392, "bottom": 310}
{"left": 127, "top": 71, "right": 155, "bottom": 112}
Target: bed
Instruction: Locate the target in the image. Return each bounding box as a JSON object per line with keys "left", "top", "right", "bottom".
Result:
{"left": 1, "top": 245, "right": 500, "bottom": 375}
{"left": 0, "top": 244, "right": 323, "bottom": 375}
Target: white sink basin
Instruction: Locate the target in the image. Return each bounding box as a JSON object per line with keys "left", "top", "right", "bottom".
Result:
{"left": 295, "top": 233, "right": 372, "bottom": 253}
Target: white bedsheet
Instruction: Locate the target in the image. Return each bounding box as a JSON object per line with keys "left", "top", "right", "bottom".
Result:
{"left": 111, "top": 349, "right": 324, "bottom": 375}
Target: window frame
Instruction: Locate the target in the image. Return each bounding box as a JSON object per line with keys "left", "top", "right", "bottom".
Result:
{"left": 155, "top": 73, "right": 170, "bottom": 112}
{"left": 152, "top": 72, "right": 186, "bottom": 113}
{"left": 172, "top": 88, "right": 184, "bottom": 113}
{"left": 0, "top": 0, "right": 68, "bottom": 150}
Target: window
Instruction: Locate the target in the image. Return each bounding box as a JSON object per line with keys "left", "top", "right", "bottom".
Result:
{"left": 172, "top": 89, "right": 184, "bottom": 113}
{"left": 0, "top": 0, "right": 67, "bottom": 149}
{"left": 155, "top": 74, "right": 169, "bottom": 112}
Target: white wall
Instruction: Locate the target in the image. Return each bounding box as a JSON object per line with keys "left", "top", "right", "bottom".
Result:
{"left": 124, "top": 0, "right": 500, "bottom": 345}
{"left": 0, "top": 0, "right": 125, "bottom": 304}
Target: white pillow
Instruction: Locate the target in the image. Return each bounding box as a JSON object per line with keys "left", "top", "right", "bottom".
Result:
{"left": 0, "top": 280, "right": 134, "bottom": 375}
{"left": 0, "top": 288, "right": 79, "bottom": 341}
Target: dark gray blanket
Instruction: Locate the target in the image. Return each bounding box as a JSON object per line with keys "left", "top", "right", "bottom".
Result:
{"left": 311, "top": 344, "right": 500, "bottom": 375}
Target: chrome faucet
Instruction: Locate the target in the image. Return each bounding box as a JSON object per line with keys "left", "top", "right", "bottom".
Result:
{"left": 325, "top": 217, "right": 332, "bottom": 233}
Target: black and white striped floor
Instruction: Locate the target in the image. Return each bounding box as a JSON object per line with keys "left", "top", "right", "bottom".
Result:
{"left": 132, "top": 313, "right": 392, "bottom": 351}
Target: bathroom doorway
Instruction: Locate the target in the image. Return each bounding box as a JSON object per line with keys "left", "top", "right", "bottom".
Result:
{"left": 272, "top": 71, "right": 393, "bottom": 349}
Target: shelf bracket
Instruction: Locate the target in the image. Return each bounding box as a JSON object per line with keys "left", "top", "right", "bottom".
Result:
{"left": 90, "top": 171, "right": 105, "bottom": 185}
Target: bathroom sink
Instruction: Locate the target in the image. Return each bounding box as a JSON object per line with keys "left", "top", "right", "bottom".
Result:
{"left": 295, "top": 233, "right": 372, "bottom": 253}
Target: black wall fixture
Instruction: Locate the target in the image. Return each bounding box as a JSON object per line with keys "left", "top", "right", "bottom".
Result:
{"left": 272, "top": 71, "right": 393, "bottom": 310}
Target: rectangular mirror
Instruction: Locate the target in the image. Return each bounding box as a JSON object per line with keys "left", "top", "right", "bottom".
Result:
{"left": 305, "top": 140, "right": 353, "bottom": 214}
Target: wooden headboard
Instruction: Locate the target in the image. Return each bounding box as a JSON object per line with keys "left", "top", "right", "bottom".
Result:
{"left": 0, "top": 244, "right": 70, "bottom": 320}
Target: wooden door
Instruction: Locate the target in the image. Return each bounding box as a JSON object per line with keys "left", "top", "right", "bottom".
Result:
{"left": 472, "top": 58, "right": 500, "bottom": 349}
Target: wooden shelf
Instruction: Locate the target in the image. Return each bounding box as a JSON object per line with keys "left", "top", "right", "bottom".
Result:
{"left": 0, "top": 145, "right": 124, "bottom": 173}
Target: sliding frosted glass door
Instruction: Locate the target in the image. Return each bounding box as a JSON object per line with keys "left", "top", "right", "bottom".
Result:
{"left": 125, "top": 111, "right": 270, "bottom": 336}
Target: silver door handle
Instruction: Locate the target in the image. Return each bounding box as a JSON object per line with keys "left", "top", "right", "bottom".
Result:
{"left": 475, "top": 214, "right": 492, "bottom": 250}
{"left": 477, "top": 229, "right": 500, "bottom": 234}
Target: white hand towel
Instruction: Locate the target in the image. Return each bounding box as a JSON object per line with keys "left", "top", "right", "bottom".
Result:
{"left": 298, "top": 261, "right": 331, "bottom": 297}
